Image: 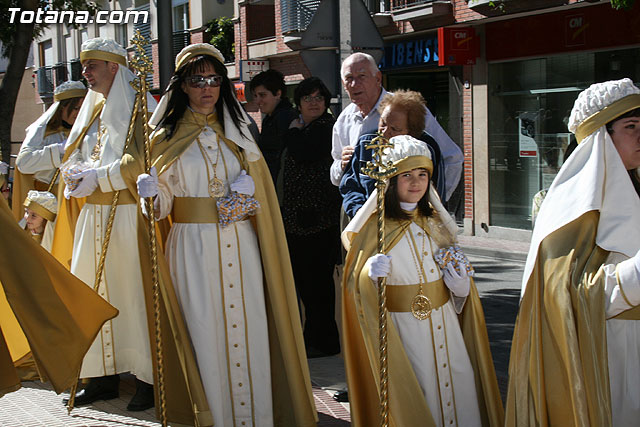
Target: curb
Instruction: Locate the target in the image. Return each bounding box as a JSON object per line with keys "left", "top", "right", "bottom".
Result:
{"left": 460, "top": 245, "right": 527, "bottom": 262}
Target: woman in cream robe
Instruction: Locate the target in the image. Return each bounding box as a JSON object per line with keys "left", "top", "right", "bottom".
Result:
{"left": 136, "top": 44, "right": 316, "bottom": 427}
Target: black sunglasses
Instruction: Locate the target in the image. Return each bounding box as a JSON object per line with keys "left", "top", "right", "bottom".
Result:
{"left": 186, "top": 75, "right": 223, "bottom": 88}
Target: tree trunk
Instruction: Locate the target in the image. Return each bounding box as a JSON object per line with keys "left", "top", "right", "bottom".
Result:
{"left": 0, "top": 0, "right": 38, "bottom": 164}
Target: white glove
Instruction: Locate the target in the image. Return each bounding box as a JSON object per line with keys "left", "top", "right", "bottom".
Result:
{"left": 443, "top": 263, "right": 470, "bottom": 297}
{"left": 137, "top": 167, "right": 158, "bottom": 198}
{"left": 67, "top": 168, "right": 98, "bottom": 198}
{"left": 230, "top": 170, "right": 255, "bottom": 196}
{"left": 57, "top": 142, "right": 66, "bottom": 156}
{"left": 0, "top": 161, "right": 8, "bottom": 175}
{"left": 368, "top": 254, "right": 392, "bottom": 282}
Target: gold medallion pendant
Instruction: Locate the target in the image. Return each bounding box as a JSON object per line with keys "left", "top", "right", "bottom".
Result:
{"left": 411, "top": 293, "right": 432, "bottom": 320}
{"left": 208, "top": 178, "right": 225, "bottom": 198}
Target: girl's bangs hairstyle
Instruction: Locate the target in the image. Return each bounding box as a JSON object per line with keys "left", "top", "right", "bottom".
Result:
{"left": 384, "top": 168, "right": 433, "bottom": 221}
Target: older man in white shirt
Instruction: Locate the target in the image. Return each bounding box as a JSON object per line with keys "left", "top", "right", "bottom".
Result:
{"left": 330, "top": 52, "right": 463, "bottom": 203}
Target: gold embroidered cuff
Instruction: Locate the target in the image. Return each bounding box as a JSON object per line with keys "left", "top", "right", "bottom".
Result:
{"left": 616, "top": 266, "right": 634, "bottom": 307}
{"left": 106, "top": 168, "right": 115, "bottom": 192}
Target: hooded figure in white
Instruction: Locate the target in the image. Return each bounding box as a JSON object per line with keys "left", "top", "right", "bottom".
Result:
{"left": 59, "top": 37, "right": 158, "bottom": 411}
{"left": 506, "top": 78, "right": 640, "bottom": 427}
{"left": 13, "top": 80, "right": 86, "bottom": 222}
{"left": 16, "top": 80, "right": 86, "bottom": 186}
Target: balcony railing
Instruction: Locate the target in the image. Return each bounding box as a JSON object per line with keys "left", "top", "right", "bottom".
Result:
{"left": 281, "top": 0, "right": 320, "bottom": 34}
{"left": 173, "top": 30, "right": 191, "bottom": 61}
{"left": 36, "top": 66, "right": 54, "bottom": 98}
{"left": 37, "top": 61, "right": 85, "bottom": 98}
{"left": 389, "top": 0, "right": 436, "bottom": 11}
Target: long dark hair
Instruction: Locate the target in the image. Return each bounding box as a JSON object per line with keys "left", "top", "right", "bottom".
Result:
{"left": 384, "top": 173, "right": 433, "bottom": 221}
{"left": 47, "top": 97, "right": 84, "bottom": 131}
{"left": 156, "top": 54, "right": 246, "bottom": 139}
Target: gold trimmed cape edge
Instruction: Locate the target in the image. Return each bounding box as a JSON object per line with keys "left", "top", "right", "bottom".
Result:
{"left": 342, "top": 214, "right": 504, "bottom": 427}
{"left": 0, "top": 199, "right": 118, "bottom": 396}
{"left": 120, "top": 109, "right": 317, "bottom": 426}
{"left": 505, "top": 211, "right": 614, "bottom": 426}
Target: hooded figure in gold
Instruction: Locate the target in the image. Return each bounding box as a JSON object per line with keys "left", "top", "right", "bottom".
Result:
{"left": 131, "top": 43, "right": 317, "bottom": 427}
{"left": 505, "top": 78, "right": 640, "bottom": 426}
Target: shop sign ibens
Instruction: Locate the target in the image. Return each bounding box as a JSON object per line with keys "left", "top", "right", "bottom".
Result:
{"left": 379, "top": 35, "right": 439, "bottom": 70}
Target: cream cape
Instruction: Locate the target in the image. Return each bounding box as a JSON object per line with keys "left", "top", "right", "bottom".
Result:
{"left": 342, "top": 212, "right": 504, "bottom": 427}
{"left": 120, "top": 106, "right": 317, "bottom": 426}
{"left": 0, "top": 199, "right": 118, "bottom": 397}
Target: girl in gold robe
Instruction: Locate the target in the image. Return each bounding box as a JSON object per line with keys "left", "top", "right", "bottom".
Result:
{"left": 341, "top": 135, "right": 503, "bottom": 427}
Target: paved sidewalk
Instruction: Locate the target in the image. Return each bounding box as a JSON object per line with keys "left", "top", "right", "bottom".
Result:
{"left": 0, "top": 356, "right": 350, "bottom": 427}
{"left": 1, "top": 234, "right": 526, "bottom": 426}
{"left": 458, "top": 234, "right": 529, "bottom": 261}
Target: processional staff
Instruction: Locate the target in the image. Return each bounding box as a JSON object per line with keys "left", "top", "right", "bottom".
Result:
{"left": 361, "top": 133, "right": 397, "bottom": 427}
{"left": 67, "top": 31, "right": 167, "bottom": 427}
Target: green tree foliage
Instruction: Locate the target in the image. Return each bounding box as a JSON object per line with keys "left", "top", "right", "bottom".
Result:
{"left": 207, "top": 16, "right": 234, "bottom": 63}
{"left": 0, "top": 0, "right": 99, "bottom": 163}
{"left": 611, "top": 0, "right": 635, "bottom": 9}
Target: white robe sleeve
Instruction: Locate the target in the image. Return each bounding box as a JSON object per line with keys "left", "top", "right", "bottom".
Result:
{"left": 604, "top": 252, "right": 640, "bottom": 318}
{"left": 16, "top": 132, "right": 65, "bottom": 173}
{"left": 330, "top": 121, "right": 346, "bottom": 186}
{"left": 96, "top": 161, "right": 127, "bottom": 192}
{"left": 154, "top": 161, "right": 181, "bottom": 220}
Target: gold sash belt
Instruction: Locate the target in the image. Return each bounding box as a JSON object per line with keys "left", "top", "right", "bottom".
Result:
{"left": 386, "top": 278, "right": 450, "bottom": 313}
{"left": 172, "top": 197, "right": 219, "bottom": 223}
{"left": 86, "top": 188, "right": 137, "bottom": 205}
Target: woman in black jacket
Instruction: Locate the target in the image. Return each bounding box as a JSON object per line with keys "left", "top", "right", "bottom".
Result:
{"left": 282, "top": 77, "right": 342, "bottom": 357}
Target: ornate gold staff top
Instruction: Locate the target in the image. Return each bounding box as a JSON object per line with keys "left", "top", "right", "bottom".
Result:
{"left": 129, "top": 30, "right": 167, "bottom": 427}
{"left": 360, "top": 133, "right": 396, "bottom": 427}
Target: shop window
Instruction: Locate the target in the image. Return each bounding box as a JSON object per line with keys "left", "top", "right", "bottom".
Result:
{"left": 488, "top": 47, "right": 640, "bottom": 230}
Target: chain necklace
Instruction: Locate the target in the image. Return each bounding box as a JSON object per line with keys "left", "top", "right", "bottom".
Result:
{"left": 196, "top": 136, "right": 225, "bottom": 198}
{"left": 407, "top": 225, "right": 433, "bottom": 320}
{"left": 90, "top": 121, "right": 107, "bottom": 161}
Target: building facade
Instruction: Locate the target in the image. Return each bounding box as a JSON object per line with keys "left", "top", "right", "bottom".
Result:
{"left": 30, "top": 0, "right": 640, "bottom": 241}
{"left": 236, "top": 0, "right": 640, "bottom": 241}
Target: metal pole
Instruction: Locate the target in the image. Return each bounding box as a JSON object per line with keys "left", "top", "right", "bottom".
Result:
{"left": 157, "top": 0, "right": 174, "bottom": 93}
{"left": 338, "top": 0, "right": 352, "bottom": 111}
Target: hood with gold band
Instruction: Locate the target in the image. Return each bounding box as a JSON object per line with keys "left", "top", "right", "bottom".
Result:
{"left": 506, "top": 79, "right": 640, "bottom": 427}
{"left": 342, "top": 211, "right": 504, "bottom": 427}
{"left": 148, "top": 43, "right": 261, "bottom": 162}
{"left": 342, "top": 134, "right": 455, "bottom": 251}
{"left": 120, "top": 108, "right": 317, "bottom": 425}
{"left": 11, "top": 81, "right": 86, "bottom": 221}
{"left": 23, "top": 190, "right": 57, "bottom": 222}
{"left": 522, "top": 78, "right": 640, "bottom": 298}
